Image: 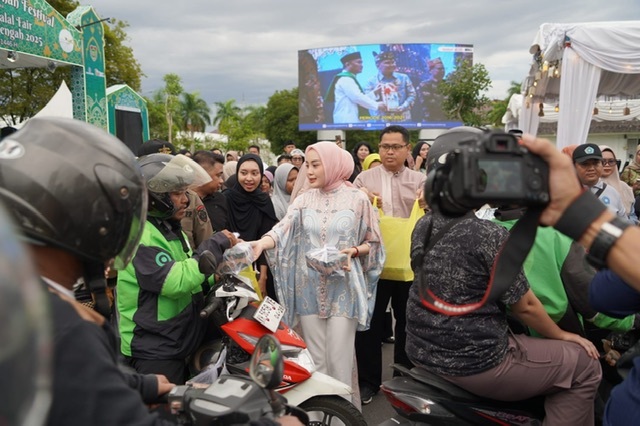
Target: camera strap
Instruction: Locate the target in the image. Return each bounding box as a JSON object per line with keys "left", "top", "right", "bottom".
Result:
{"left": 420, "top": 207, "right": 543, "bottom": 316}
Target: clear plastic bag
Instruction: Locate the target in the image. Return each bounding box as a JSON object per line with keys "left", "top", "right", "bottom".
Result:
{"left": 305, "top": 245, "right": 348, "bottom": 277}
{"left": 217, "top": 242, "right": 255, "bottom": 275}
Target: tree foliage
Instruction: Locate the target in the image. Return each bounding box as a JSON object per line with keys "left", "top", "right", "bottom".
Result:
{"left": 104, "top": 19, "right": 144, "bottom": 92}
{"left": 162, "top": 73, "right": 183, "bottom": 144}
{"left": 487, "top": 81, "right": 522, "bottom": 128}
{"left": 179, "top": 92, "right": 210, "bottom": 151}
{"left": 212, "top": 99, "right": 242, "bottom": 133}
{"left": 145, "top": 91, "right": 169, "bottom": 141}
{"left": 264, "top": 88, "right": 315, "bottom": 153}
{"left": 438, "top": 58, "right": 493, "bottom": 126}
{"left": 0, "top": 0, "right": 143, "bottom": 125}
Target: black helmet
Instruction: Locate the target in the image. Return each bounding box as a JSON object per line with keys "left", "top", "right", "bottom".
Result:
{"left": 424, "top": 126, "right": 486, "bottom": 215}
{"left": 0, "top": 204, "right": 51, "bottom": 425}
{"left": 138, "top": 154, "right": 212, "bottom": 219}
{"left": 0, "top": 117, "right": 147, "bottom": 271}
{"left": 426, "top": 126, "right": 485, "bottom": 173}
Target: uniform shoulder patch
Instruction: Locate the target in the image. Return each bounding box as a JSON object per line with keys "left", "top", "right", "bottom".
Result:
{"left": 197, "top": 205, "right": 209, "bottom": 222}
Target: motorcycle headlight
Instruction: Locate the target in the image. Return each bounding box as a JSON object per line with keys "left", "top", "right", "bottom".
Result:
{"left": 283, "top": 347, "right": 316, "bottom": 373}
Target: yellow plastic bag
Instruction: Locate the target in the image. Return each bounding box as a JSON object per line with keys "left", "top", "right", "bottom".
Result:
{"left": 377, "top": 198, "right": 424, "bottom": 282}
{"left": 239, "top": 265, "right": 263, "bottom": 301}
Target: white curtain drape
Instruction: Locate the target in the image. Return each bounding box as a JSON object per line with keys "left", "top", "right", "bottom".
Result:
{"left": 568, "top": 24, "right": 640, "bottom": 73}
{"left": 519, "top": 99, "right": 540, "bottom": 137}
{"left": 523, "top": 22, "right": 640, "bottom": 146}
{"left": 556, "top": 48, "right": 602, "bottom": 149}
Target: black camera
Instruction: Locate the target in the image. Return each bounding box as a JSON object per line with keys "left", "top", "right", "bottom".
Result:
{"left": 426, "top": 130, "right": 550, "bottom": 216}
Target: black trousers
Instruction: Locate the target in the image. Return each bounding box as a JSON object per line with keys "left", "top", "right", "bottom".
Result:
{"left": 355, "top": 279, "right": 413, "bottom": 391}
{"left": 126, "top": 357, "right": 188, "bottom": 385}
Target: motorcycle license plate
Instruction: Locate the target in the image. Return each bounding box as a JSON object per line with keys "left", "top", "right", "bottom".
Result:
{"left": 253, "top": 296, "right": 285, "bottom": 332}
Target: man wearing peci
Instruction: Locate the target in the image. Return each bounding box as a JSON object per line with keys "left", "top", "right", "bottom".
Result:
{"left": 364, "top": 51, "right": 416, "bottom": 122}
{"left": 325, "top": 51, "right": 386, "bottom": 124}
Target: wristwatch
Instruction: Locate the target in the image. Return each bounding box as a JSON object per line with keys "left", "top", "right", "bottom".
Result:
{"left": 586, "top": 217, "right": 632, "bottom": 268}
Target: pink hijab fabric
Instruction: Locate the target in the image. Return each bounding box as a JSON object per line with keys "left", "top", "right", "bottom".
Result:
{"left": 290, "top": 142, "right": 354, "bottom": 202}
{"left": 306, "top": 141, "right": 355, "bottom": 192}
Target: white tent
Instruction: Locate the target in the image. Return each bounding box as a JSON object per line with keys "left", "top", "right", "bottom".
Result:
{"left": 11, "top": 81, "right": 74, "bottom": 129}
{"left": 519, "top": 21, "right": 640, "bottom": 149}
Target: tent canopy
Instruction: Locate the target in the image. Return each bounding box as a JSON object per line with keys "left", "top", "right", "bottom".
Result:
{"left": 519, "top": 21, "right": 640, "bottom": 148}
{"left": 5, "top": 81, "right": 73, "bottom": 129}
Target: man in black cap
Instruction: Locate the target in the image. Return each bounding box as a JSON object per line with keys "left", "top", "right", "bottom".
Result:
{"left": 573, "top": 143, "right": 626, "bottom": 217}
{"left": 324, "top": 51, "right": 386, "bottom": 124}
{"left": 364, "top": 51, "right": 416, "bottom": 121}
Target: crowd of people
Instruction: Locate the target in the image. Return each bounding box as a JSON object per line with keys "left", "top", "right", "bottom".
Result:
{"left": 2, "top": 117, "right": 640, "bottom": 426}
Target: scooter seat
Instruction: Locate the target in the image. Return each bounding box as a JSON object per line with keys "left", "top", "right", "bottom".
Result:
{"left": 389, "top": 363, "right": 545, "bottom": 417}
{"left": 402, "top": 365, "right": 481, "bottom": 402}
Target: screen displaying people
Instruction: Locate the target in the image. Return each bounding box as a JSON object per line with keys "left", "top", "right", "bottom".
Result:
{"left": 298, "top": 43, "right": 473, "bottom": 131}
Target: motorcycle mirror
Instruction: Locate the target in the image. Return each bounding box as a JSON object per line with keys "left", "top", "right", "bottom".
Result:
{"left": 249, "top": 335, "right": 284, "bottom": 390}
{"left": 198, "top": 250, "right": 218, "bottom": 275}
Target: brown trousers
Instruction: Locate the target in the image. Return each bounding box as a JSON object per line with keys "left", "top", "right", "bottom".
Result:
{"left": 441, "top": 334, "right": 602, "bottom": 426}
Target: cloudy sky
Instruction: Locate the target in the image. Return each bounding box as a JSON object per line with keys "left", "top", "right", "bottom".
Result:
{"left": 79, "top": 0, "right": 638, "bottom": 108}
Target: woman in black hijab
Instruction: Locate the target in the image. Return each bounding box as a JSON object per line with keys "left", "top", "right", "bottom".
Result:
{"left": 223, "top": 154, "right": 278, "bottom": 299}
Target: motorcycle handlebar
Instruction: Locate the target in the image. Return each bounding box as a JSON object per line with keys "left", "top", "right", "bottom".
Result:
{"left": 200, "top": 296, "right": 223, "bottom": 318}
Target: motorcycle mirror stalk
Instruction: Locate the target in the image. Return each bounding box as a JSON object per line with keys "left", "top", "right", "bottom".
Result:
{"left": 167, "top": 335, "right": 308, "bottom": 425}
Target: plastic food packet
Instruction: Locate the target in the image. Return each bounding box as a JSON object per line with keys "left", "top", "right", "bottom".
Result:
{"left": 218, "top": 242, "right": 255, "bottom": 275}
{"left": 305, "top": 245, "right": 348, "bottom": 277}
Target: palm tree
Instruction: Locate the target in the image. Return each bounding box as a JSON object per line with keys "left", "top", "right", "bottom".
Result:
{"left": 212, "top": 99, "right": 242, "bottom": 134}
{"left": 488, "top": 81, "right": 522, "bottom": 127}
{"left": 179, "top": 92, "right": 211, "bottom": 151}
{"left": 163, "top": 73, "right": 183, "bottom": 144}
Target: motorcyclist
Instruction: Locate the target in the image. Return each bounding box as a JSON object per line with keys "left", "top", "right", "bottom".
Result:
{"left": 0, "top": 117, "right": 178, "bottom": 425}
{"left": 0, "top": 117, "right": 302, "bottom": 426}
{"left": 0, "top": 204, "right": 51, "bottom": 426}
{"left": 117, "top": 152, "right": 237, "bottom": 384}
{"left": 406, "top": 127, "right": 602, "bottom": 425}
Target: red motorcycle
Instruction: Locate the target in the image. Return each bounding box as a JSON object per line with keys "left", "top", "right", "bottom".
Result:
{"left": 194, "top": 252, "right": 366, "bottom": 426}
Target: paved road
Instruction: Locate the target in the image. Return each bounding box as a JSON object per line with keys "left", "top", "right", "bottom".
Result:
{"left": 362, "top": 342, "right": 397, "bottom": 425}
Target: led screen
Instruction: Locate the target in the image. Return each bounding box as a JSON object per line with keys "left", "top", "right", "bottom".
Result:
{"left": 298, "top": 43, "right": 473, "bottom": 131}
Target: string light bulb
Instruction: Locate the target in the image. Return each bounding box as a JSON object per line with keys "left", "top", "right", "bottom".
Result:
{"left": 624, "top": 102, "right": 630, "bottom": 116}
{"left": 593, "top": 102, "right": 599, "bottom": 115}
{"left": 554, "top": 104, "right": 559, "bottom": 113}
{"left": 538, "top": 103, "right": 545, "bottom": 117}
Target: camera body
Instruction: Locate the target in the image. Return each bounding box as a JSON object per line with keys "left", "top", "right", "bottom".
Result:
{"left": 428, "top": 131, "right": 549, "bottom": 216}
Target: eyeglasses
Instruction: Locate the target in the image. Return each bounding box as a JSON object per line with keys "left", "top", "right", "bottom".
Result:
{"left": 602, "top": 159, "right": 617, "bottom": 166}
{"left": 292, "top": 156, "right": 304, "bottom": 162}
{"left": 379, "top": 144, "right": 407, "bottom": 152}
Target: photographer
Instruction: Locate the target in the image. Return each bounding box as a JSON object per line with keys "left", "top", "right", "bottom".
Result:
{"left": 406, "top": 127, "right": 601, "bottom": 425}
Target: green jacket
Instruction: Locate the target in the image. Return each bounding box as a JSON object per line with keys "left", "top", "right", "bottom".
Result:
{"left": 117, "top": 218, "right": 217, "bottom": 359}
{"left": 494, "top": 216, "right": 634, "bottom": 335}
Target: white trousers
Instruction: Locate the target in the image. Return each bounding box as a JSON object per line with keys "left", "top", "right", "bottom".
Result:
{"left": 299, "top": 315, "right": 358, "bottom": 389}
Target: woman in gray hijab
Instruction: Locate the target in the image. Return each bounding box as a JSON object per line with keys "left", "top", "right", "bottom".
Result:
{"left": 272, "top": 164, "right": 299, "bottom": 220}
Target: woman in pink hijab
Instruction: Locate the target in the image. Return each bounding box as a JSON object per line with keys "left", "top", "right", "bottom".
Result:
{"left": 249, "top": 142, "right": 385, "bottom": 396}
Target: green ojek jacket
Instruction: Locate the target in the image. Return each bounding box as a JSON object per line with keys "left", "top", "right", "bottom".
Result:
{"left": 117, "top": 218, "right": 215, "bottom": 359}
{"left": 494, "top": 216, "right": 634, "bottom": 336}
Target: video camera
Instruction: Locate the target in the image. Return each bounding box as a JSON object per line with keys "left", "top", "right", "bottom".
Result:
{"left": 426, "top": 130, "right": 550, "bottom": 216}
